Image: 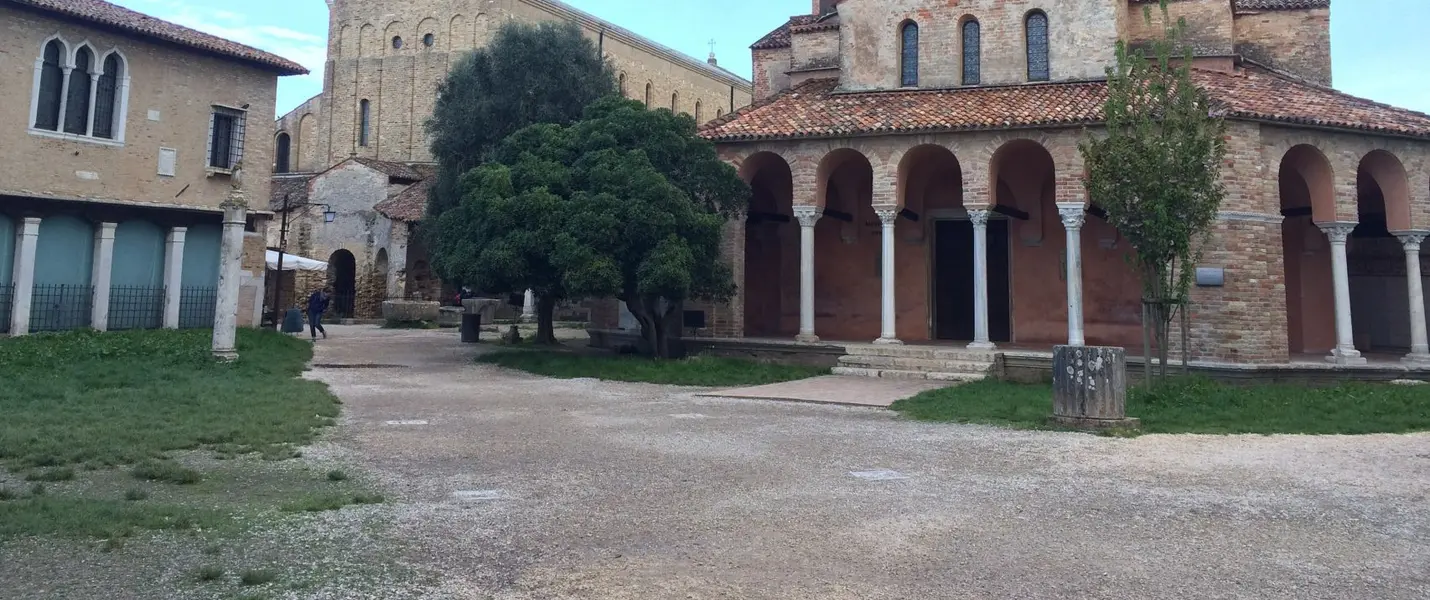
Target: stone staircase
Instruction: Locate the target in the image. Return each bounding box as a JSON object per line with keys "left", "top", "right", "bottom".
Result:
{"left": 832, "top": 345, "right": 997, "bottom": 382}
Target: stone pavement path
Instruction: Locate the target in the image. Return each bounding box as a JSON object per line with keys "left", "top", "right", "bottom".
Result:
{"left": 703, "top": 375, "right": 947, "bottom": 407}
{"left": 305, "top": 326, "right": 1430, "bottom": 600}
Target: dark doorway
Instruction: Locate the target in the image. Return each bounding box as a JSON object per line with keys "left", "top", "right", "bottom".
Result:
{"left": 275, "top": 133, "right": 291, "bottom": 173}
{"left": 327, "top": 249, "right": 357, "bottom": 318}
{"left": 933, "top": 219, "right": 1011, "bottom": 341}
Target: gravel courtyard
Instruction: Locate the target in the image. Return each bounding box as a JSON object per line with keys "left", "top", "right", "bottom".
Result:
{"left": 308, "top": 326, "right": 1430, "bottom": 600}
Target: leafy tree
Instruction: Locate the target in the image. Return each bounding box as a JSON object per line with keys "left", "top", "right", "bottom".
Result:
{"left": 1080, "top": 0, "right": 1227, "bottom": 381}
{"left": 434, "top": 97, "right": 747, "bottom": 356}
{"left": 426, "top": 20, "right": 616, "bottom": 218}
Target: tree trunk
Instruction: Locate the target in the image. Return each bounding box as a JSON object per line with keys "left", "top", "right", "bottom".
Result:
{"left": 533, "top": 295, "right": 558, "bottom": 345}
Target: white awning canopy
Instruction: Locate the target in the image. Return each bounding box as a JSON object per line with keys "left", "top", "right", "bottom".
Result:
{"left": 266, "top": 250, "right": 327, "bottom": 272}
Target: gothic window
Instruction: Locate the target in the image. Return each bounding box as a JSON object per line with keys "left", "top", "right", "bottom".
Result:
{"left": 359, "top": 99, "right": 371, "bottom": 147}
{"left": 92, "top": 53, "right": 122, "bottom": 139}
{"left": 63, "top": 46, "right": 94, "bottom": 135}
{"left": 645, "top": 82, "right": 652, "bottom": 107}
{"left": 618, "top": 72, "right": 627, "bottom": 96}
{"left": 695, "top": 100, "right": 702, "bottom": 122}
{"left": 962, "top": 19, "right": 981, "bottom": 85}
{"left": 1026, "top": 11, "right": 1050, "bottom": 82}
{"left": 275, "top": 133, "right": 292, "bottom": 173}
{"left": 671, "top": 92, "right": 678, "bottom": 111}
{"left": 33, "top": 39, "right": 65, "bottom": 131}
{"left": 900, "top": 22, "right": 919, "bottom": 87}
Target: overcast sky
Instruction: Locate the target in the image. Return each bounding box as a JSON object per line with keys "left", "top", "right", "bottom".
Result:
{"left": 108, "top": 0, "right": 1430, "bottom": 118}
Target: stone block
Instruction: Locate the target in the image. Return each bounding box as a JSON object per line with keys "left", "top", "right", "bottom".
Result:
{"left": 1050, "top": 345, "right": 1140, "bottom": 430}
{"left": 437, "top": 306, "right": 462, "bottom": 327}
{"left": 382, "top": 300, "right": 439, "bottom": 323}
{"left": 462, "top": 298, "right": 502, "bottom": 320}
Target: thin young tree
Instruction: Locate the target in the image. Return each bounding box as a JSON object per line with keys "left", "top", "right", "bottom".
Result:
{"left": 1079, "top": 0, "right": 1227, "bottom": 381}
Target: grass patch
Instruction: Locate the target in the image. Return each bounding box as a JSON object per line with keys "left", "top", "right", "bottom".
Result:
{"left": 478, "top": 350, "right": 828, "bottom": 386}
{"left": 326, "top": 470, "right": 348, "bottom": 482}
{"left": 891, "top": 377, "right": 1430, "bottom": 435}
{"left": 123, "top": 488, "right": 148, "bottom": 502}
{"left": 25, "top": 467, "right": 75, "bottom": 482}
{"left": 239, "top": 569, "right": 278, "bottom": 586}
{"left": 130, "top": 460, "right": 202, "bottom": 485}
{"left": 280, "top": 493, "right": 384, "bottom": 513}
{"left": 193, "top": 565, "right": 225, "bottom": 582}
{"left": 0, "top": 329, "right": 340, "bottom": 470}
{"left": 0, "top": 496, "right": 224, "bottom": 540}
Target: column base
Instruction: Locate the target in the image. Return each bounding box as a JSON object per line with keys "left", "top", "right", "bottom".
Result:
{"left": 1325, "top": 348, "right": 1367, "bottom": 366}
{"left": 1401, "top": 352, "right": 1430, "bottom": 367}
{"left": 212, "top": 348, "right": 239, "bottom": 362}
{"left": 795, "top": 333, "right": 820, "bottom": 343}
{"left": 519, "top": 315, "right": 536, "bottom": 323}
{"left": 873, "top": 336, "right": 903, "bottom": 346}
{"left": 966, "top": 341, "right": 996, "bottom": 351}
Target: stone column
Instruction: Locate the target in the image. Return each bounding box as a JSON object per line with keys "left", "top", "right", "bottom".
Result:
{"left": 1394, "top": 230, "right": 1430, "bottom": 365}
{"left": 793, "top": 205, "right": 822, "bottom": 343}
{"left": 873, "top": 206, "right": 901, "bottom": 345}
{"left": 9, "top": 217, "right": 41, "bottom": 336}
{"left": 212, "top": 199, "right": 248, "bottom": 360}
{"left": 967, "top": 209, "right": 995, "bottom": 350}
{"left": 90, "top": 222, "right": 117, "bottom": 331}
{"left": 162, "top": 227, "right": 186, "bottom": 329}
{"left": 1057, "top": 202, "right": 1087, "bottom": 347}
{"left": 1319, "top": 222, "right": 1365, "bottom": 365}
{"left": 521, "top": 289, "right": 536, "bottom": 323}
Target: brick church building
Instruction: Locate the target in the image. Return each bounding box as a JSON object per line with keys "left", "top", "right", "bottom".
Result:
{"left": 596, "top": 0, "right": 1430, "bottom": 367}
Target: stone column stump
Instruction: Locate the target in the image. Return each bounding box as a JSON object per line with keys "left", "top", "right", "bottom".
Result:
{"left": 1050, "top": 345, "right": 1140, "bottom": 430}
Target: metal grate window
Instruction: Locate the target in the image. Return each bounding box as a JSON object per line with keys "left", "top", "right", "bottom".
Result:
{"left": 1026, "top": 11, "right": 1050, "bottom": 82}
{"left": 178, "top": 286, "right": 217, "bottom": 329}
{"left": 962, "top": 20, "right": 981, "bottom": 85}
{"left": 29, "top": 284, "right": 93, "bottom": 332}
{"left": 900, "top": 22, "right": 919, "bottom": 87}
{"left": 0, "top": 284, "right": 13, "bottom": 334}
{"left": 107, "top": 285, "right": 165, "bottom": 330}
{"left": 207, "top": 106, "right": 246, "bottom": 170}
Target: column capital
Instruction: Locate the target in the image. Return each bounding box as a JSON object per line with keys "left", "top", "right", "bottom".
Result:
{"left": 792, "top": 205, "right": 823, "bottom": 228}
{"left": 874, "top": 205, "right": 899, "bottom": 225}
{"left": 97, "top": 221, "right": 118, "bottom": 236}
{"left": 966, "top": 208, "right": 990, "bottom": 227}
{"left": 1317, "top": 221, "right": 1358, "bottom": 243}
{"left": 1392, "top": 229, "right": 1429, "bottom": 252}
{"left": 1055, "top": 202, "right": 1086, "bottom": 230}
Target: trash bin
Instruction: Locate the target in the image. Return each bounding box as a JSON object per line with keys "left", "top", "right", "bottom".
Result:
{"left": 282, "top": 308, "right": 305, "bottom": 333}
{"left": 460, "top": 312, "right": 481, "bottom": 343}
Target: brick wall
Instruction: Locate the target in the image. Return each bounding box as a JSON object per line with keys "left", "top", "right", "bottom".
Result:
{"left": 753, "top": 48, "right": 792, "bottom": 100}
{"left": 1233, "top": 7, "right": 1331, "bottom": 86}
{"left": 1124, "top": 0, "right": 1234, "bottom": 55}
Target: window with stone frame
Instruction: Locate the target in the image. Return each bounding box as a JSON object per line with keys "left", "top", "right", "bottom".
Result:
{"left": 1026, "top": 11, "right": 1050, "bottom": 82}
{"left": 900, "top": 22, "right": 919, "bottom": 87}
{"left": 207, "top": 106, "right": 246, "bottom": 171}
{"left": 962, "top": 19, "right": 981, "bottom": 85}
{"left": 359, "top": 99, "right": 371, "bottom": 146}
{"left": 31, "top": 39, "right": 127, "bottom": 142}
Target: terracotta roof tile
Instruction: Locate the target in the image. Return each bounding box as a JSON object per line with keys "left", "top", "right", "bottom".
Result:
{"left": 374, "top": 179, "right": 431, "bottom": 223}
{"left": 751, "top": 15, "right": 820, "bottom": 50}
{"left": 700, "top": 67, "right": 1430, "bottom": 142}
{"left": 1234, "top": 0, "right": 1329, "bottom": 9}
{"left": 7, "top": 0, "right": 307, "bottom": 74}
{"left": 269, "top": 174, "right": 312, "bottom": 212}
{"left": 353, "top": 158, "right": 425, "bottom": 182}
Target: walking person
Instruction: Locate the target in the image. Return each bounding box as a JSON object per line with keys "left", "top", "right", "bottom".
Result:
{"left": 307, "top": 287, "right": 331, "bottom": 340}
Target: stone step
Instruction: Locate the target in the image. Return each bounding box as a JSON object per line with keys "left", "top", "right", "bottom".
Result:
{"left": 832, "top": 366, "right": 987, "bottom": 382}
{"left": 842, "top": 345, "right": 997, "bottom": 362}
{"left": 837, "top": 354, "right": 994, "bottom": 374}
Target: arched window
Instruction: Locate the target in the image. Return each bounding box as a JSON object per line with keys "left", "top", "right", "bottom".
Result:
{"left": 64, "top": 46, "right": 94, "bottom": 135}
{"left": 618, "top": 72, "right": 626, "bottom": 96}
{"left": 275, "top": 133, "right": 292, "bottom": 173}
{"left": 644, "top": 82, "right": 652, "bottom": 107}
{"left": 671, "top": 92, "right": 678, "bottom": 111}
{"left": 899, "top": 22, "right": 919, "bottom": 87}
{"left": 359, "top": 99, "right": 371, "bottom": 147}
{"left": 962, "top": 19, "right": 981, "bottom": 85}
{"left": 92, "top": 53, "right": 122, "bottom": 139}
{"left": 716, "top": 108, "right": 724, "bottom": 118}
{"left": 1026, "top": 11, "right": 1050, "bottom": 82}
{"left": 695, "top": 100, "right": 703, "bottom": 122}
{"left": 33, "top": 39, "right": 65, "bottom": 131}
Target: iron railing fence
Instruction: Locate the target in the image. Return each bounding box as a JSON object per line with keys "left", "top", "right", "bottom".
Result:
{"left": 178, "top": 286, "right": 217, "bottom": 329}
{"left": 29, "top": 284, "right": 93, "bottom": 332}
{"left": 107, "top": 285, "right": 165, "bottom": 330}
{"left": 0, "top": 283, "right": 13, "bottom": 334}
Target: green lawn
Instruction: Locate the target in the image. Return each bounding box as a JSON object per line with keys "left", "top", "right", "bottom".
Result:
{"left": 0, "top": 329, "right": 339, "bottom": 470}
{"left": 477, "top": 349, "right": 828, "bottom": 386}
{"left": 891, "top": 377, "right": 1430, "bottom": 435}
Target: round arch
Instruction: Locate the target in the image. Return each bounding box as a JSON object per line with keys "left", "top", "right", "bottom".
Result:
{"left": 1280, "top": 144, "right": 1336, "bottom": 223}
{"left": 896, "top": 144, "right": 961, "bottom": 212}
{"left": 328, "top": 249, "right": 357, "bottom": 317}
{"left": 1358, "top": 150, "right": 1412, "bottom": 231}
{"left": 815, "top": 148, "right": 873, "bottom": 211}
{"left": 741, "top": 151, "right": 796, "bottom": 338}
{"left": 1277, "top": 144, "right": 1337, "bottom": 355}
